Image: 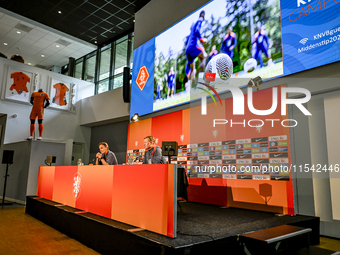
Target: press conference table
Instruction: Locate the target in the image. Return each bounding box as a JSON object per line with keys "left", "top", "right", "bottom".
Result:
{"left": 36, "top": 164, "right": 178, "bottom": 237}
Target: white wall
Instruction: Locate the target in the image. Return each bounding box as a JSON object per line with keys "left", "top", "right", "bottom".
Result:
{"left": 324, "top": 92, "right": 340, "bottom": 221}
{"left": 80, "top": 86, "right": 130, "bottom": 126}
{"left": 0, "top": 57, "right": 94, "bottom": 164}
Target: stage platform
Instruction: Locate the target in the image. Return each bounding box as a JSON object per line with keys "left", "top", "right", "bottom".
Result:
{"left": 26, "top": 196, "right": 320, "bottom": 255}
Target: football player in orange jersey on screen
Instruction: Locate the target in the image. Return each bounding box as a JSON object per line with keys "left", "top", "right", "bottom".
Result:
{"left": 28, "top": 89, "right": 50, "bottom": 140}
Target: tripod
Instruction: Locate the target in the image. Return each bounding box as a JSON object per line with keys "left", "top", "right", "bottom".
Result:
{"left": 0, "top": 163, "right": 12, "bottom": 206}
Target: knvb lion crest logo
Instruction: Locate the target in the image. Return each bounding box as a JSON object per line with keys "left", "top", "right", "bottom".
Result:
{"left": 136, "top": 65, "right": 149, "bottom": 92}
{"left": 72, "top": 172, "right": 82, "bottom": 201}
{"left": 256, "top": 124, "right": 263, "bottom": 133}
{"left": 212, "top": 130, "right": 218, "bottom": 138}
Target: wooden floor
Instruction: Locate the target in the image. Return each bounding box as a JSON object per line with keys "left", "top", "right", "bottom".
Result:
{"left": 1, "top": 204, "right": 340, "bottom": 255}
{"left": 318, "top": 236, "right": 340, "bottom": 252}
{"left": 0, "top": 205, "right": 99, "bottom": 255}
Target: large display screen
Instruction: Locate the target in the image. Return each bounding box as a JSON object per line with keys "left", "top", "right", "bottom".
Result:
{"left": 131, "top": 0, "right": 340, "bottom": 118}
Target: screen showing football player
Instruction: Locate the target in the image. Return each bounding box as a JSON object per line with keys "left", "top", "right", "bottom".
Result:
{"left": 96, "top": 142, "right": 118, "bottom": 165}
{"left": 143, "top": 136, "right": 166, "bottom": 164}
{"left": 155, "top": 80, "right": 162, "bottom": 100}
{"left": 184, "top": 10, "right": 207, "bottom": 85}
{"left": 253, "top": 24, "right": 273, "bottom": 68}
{"left": 221, "top": 27, "right": 237, "bottom": 60}
{"left": 167, "top": 67, "right": 175, "bottom": 98}
{"left": 28, "top": 89, "right": 50, "bottom": 140}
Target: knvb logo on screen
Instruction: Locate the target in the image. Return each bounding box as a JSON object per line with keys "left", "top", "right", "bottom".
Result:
{"left": 200, "top": 85, "right": 312, "bottom": 128}
{"left": 136, "top": 65, "right": 149, "bottom": 92}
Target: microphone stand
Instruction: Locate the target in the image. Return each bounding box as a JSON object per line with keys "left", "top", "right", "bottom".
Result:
{"left": 167, "top": 149, "right": 176, "bottom": 164}
{"left": 0, "top": 163, "right": 12, "bottom": 205}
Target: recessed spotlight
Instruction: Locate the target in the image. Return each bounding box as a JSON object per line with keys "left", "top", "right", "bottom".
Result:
{"left": 94, "top": 41, "right": 97, "bottom": 44}
{"left": 58, "top": 11, "right": 62, "bottom": 14}
{"left": 4, "top": 42, "right": 8, "bottom": 45}
{"left": 17, "top": 31, "right": 21, "bottom": 34}
{"left": 28, "top": 63, "right": 31, "bottom": 65}
{"left": 41, "top": 55, "right": 45, "bottom": 57}
{"left": 133, "top": 19, "right": 135, "bottom": 22}
{"left": 56, "top": 45, "right": 60, "bottom": 48}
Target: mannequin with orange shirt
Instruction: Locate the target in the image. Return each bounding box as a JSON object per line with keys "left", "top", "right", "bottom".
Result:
{"left": 27, "top": 89, "right": 50, "bottom": 140}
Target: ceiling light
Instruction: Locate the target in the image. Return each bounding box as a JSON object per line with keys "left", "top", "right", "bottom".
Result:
{"left": 4, "top": 43, "right": 7, "bottom": 45}
{"left": 28, "top": 63, "right": 31, "bottom": 65}
{"left": 58, "top": 11, "right": 62, "bottom": 14}
{"left": 17, "top": 31, "right": 21, "bottom": 34}
{"left": 41, "top": 55, "right": 45, "bottom": 57}
{"left": 56, "top": 45, "right": 60, "bottom": 48}
{"left": 94, "top": 41, "right": 97, "bottom": 44}
{"left": 133, "top": 20, "right": 135, "bottom": 22}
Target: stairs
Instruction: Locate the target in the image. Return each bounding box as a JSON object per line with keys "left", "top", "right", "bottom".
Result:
{"left": 239, "top": 225, "right": 312, "bottom": 255}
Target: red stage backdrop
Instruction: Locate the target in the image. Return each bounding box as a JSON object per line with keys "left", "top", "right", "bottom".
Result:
{"left": 127, "top": 85, "right": 294, "bottom": 215}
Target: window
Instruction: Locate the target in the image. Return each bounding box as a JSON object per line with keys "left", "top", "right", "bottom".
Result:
{"left": 98, "top": 78, "right": 110, "bottom": 94}
{"left": 114, "top": 36, "right": 128, "bottom": 76}
{"left": 129, "top": 34, "right": 134, "bottom": 69}
{"left": 99, "top": 45, "right": 111, "bottom": 81}
{"left": 61, "top": 64, "right": 68, "bottom": 75}
{"left": 85, "top": 51, "right": 96, "bottom": 83}
{"left": 73, "top": 32, "right": 134, "bottom": 94}
{"left": 74, "top": 59, "right": 83, "bottom": 80}
{"left": 113, "top": 74, "right": 123, "bottom": 89}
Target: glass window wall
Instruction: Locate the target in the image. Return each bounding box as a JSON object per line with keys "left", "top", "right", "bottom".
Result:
{"left": 74, "top": 59, "right": 83, "bottom": 80}
{"left": 85, "top": 52, "right": 96, "bottom": 83}
{"left": 73, "top": 32, "right": 133, "bottom": 94}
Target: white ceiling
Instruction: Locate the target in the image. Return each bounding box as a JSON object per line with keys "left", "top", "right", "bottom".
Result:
{"left": 0, "top": 8, "right": 97, "bottom": 69}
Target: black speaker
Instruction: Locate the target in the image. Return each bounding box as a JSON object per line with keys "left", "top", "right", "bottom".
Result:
{"left": 123, "top": 66, "right": 131, "bottom": 103}
{"left": 162, "top": 141, "right": 178, "bottom": 156}
{"left": 2, "top": 150, "right": 14, "bottom": 164}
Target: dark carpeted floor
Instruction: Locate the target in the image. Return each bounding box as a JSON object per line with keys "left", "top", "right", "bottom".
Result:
{"left": 40, "top": 198, "right": 317, "bottom": 249}
{"left": 133, "top": 201, "right": 316, "bottom": 248}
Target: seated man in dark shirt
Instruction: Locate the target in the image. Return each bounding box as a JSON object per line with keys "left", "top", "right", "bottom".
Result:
{"left": 143, "top": 136, "right": 166, "bottom": 164}
{"left": 96, "top": 142, "right": 118, "bottom": 165}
